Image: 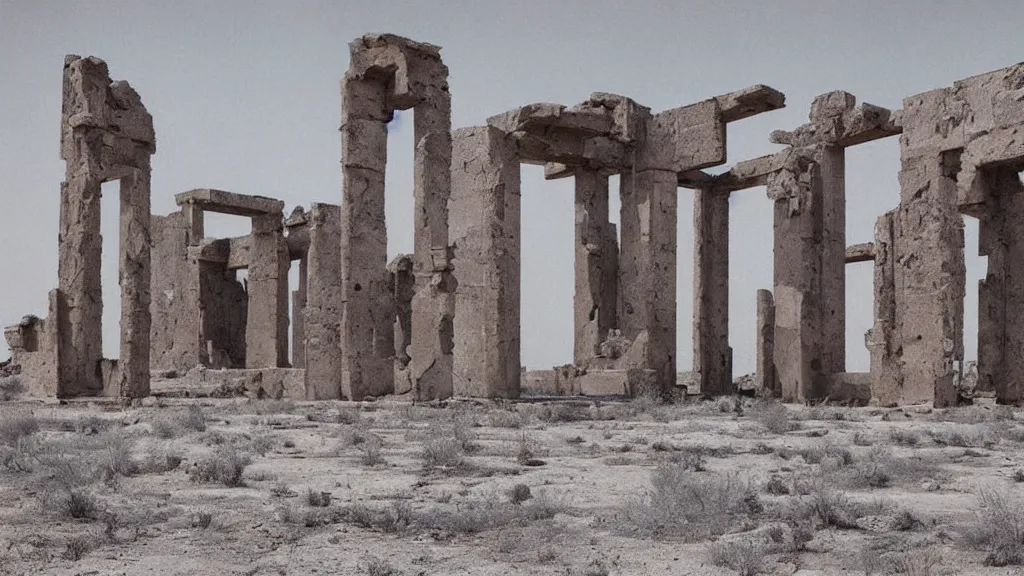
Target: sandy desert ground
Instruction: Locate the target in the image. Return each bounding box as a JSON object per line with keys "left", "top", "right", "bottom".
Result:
{"left": 1, "top": 377, "right": 1024, "bottom": 576}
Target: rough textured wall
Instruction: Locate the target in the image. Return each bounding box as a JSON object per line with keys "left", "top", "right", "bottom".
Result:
{"left": 573, "top": 170, "right": 616, "bottom": 365}
{"left": 450, "top": 126, "right": 521, "bottom": 398}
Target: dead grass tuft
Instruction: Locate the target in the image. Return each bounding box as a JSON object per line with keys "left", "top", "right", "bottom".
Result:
{"left": 707, "top": 538, "right": 767, "bottom": 575}
{"left": 961, "top": 484, "right": 1024, "bottom": 566}
{"left": 188, "top": 446, "right": 251, "bottom": 487}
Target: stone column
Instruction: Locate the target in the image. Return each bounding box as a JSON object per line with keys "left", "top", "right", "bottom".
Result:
{"left": 619, "top": 169, "right": 678, "bottom": 395}
{"left": 818, "top": 145, "right": 846, "bottom": 376}
{"left": 117, "top": 167, "right": 152, "bottom": 398}
{"left": 340, "top": 77, "right": 394, "bottom": 399}
{"left": 977, "top": 168, "right": 1024, "bottom": 404}
{"left": 246, "top": 214, "right": 289, "bottom": 368}
{"left": 896, "top": 152, "right": 963, "bottom": 407}
{"left": 450, "top": 126, "right": 521, "bottom": 398}
{"left": 768, "top": 150, "right": 826, "bottom": 403}
{"left": 573, "top": 169, "right": 615, "bottom": 364}
{"left": 304, "top": 203, "right": 343, "bottom": 399}
{"left": 868, "top": 210, "right": 902, "bottom": 406}
{"left": 693, "top": 186, "right": 732, "bottom": 396}
{"left": 410, "top": 90, "right": 455, "bottom": 400}
{"left": 755, "top": 289, "right": 777, "bottom": 396}
{"left": 292, "top": 256, "right": 308, "bottom": 368}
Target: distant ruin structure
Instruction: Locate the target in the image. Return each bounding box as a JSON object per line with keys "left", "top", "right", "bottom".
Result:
{"left": 4, "top": 36, "right": 1024, "bottom": 407}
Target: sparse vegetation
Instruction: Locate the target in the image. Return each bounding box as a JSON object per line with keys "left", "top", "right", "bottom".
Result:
{"left": 707, "top": 539, "right": 766, "bottom": 576}
{"left": 751, "top": 400, "right": 794, "bottom": 434}
{"left": 618, "top": 463, "right": 761, "bottom": 540}
{"left": 306, "top": 489, "right": 331, "bottom": 507}
{"left": 962, "top": 485, "right": 1024, "bottom": 566}
{"left": 188, "top": 446, "right": 251, "bottom": 487}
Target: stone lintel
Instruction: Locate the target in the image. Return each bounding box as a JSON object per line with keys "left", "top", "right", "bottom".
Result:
{"left": 714, "top": 84, "right": 786, "bottom": 123}
{"left": 487, "top": 104, "right": 614, "bottom": 136}
{"left": 845, "top": 242, "right": 876, "bottom": 263}
{"left": 175, "top": 189, "right": 285, "bottom": 217}
{"left": 710, "top": 154, "right": 781, "bottom": 191}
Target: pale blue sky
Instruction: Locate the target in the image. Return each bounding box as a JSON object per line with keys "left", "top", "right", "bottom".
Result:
{"left": 1, "top": 0, "right": 1022, "bottom": 374}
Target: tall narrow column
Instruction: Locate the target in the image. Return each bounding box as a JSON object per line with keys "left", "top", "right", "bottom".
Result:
{"left": 57, "top": 175, "right": 104, "bottom": 396}
{"left": 769, "top": 150, "right": 826, "bottom": 402}
{"left": 450, "top": 126, "right": 521, "bottom": 398}
{"left": 340, "top": 77, "right": 393, "bottom": 399}
{"left": 896, "top": 152, "right": 963, "bottom": 407}
{"left": 411, "top": 90, "right": 455, "bottom": 400}
{"left": 246, "top": 214, "right": 289, "bottom": 368}
{"left": 818, "top": 145, "right": 846, "bottom": 376}
{"left": 756, "top": 289, "right": 777, "bottom": 396}
{"left": 693, "top": 186, "right": 732, "bottom": 396}
{"left": 574, "top": 169, "right": 615, "bottom": 364}
{"left": 619, "top": 169, "right": 678, "bottom": 394}
{"left": 868, "top": 210, "right": 902, "bottom": 406}
{"left": 117, "top": 167, "right": 152, "bottom": 398}
{"left": 292, "top": 256, "right": 308, "bottom": 368}
{"left": 977, "top": 167, "right": 1024, "bottom": 404}
{"left": 304, "top": 203, "right": 343, "bottom": 399}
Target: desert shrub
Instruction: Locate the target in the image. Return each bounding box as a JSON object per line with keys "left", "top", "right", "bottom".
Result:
{"left": 962, "top": 485, "right": 1024, "bottom": 566}
{"left": 806, "top": 488, "right": 860, "bottom": 529}
{"left": 359, "top": 434, "right": 385, "bottom": 466}
{"left": 360, "top": 555, "right": 399, "bottom": 576}
{"left": 843, "top": 445, "right": 941, "bottom": 489}
{"left": 140, "top": 448, "right": 182, "bottom": 474}
{"left": 852, "top": 432, "right": 873, "bottom": 446}
{"left": 488, "top": 410, "right": 524, "bottom": 429}
{"left": 0, "top": 408, "right": 40, "bottom": 446}
{"left": 306, "top": 489, "right": 331, "bottom": 507}
{"left": 764, "top": 476, "right": 790, "bottom": 496}
{"left": 618, "top": 464, "right": 761, "bottom": 540}
{"left": 889, "top": 428, "right": 921, "bottom": 447}
{"left": 1014, "top": 469, "right": 1024, "bottom": 483}
{"left": 928, "top": 424, "right": 998, "bottom": 448}
{"left": 336, "top": 407, "right": 362, "bottom": 425}
{"left": 421, "top": 436, "right": 464, "bottom": 470}
{"left": 150, "top": 405, "right": 206, "bottom": 439}
{"left": 793, "top": 444, "right": 853, "bottom": 466}
{"left": 533, "top": 403, "right": 591, "bottom": 423}
{"left": 892, "top": 548, "right": 943, "bottom": 576}
{"left": 98, "top": 431, "right": 139, "bottom": 481}
{"left": 188, "top": 446, "right": 251, "bottom": 487}
{"left": 192, "top": 510, "right": 215, "bottom": 529}
{"left": 64, "top": 488, "right": 99, "bottom": 519}
{"left": 707, "top": 539, "right": 766, "bottom": 576}
{"left": 508, "top": 483, "right": 532, "bottom": 505}
{"left": 751, "top": 400, "right": 794, "bottom": 434}
{"left": 62, "top": 535, "right": 95, "bottom": 561}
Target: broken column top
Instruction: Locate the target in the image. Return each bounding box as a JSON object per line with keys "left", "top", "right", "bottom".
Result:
{"left": 174, "top": 189, "right": 285, "bottom": 217}
{"left": 770, "top": 90, "right": 900, "bottom": 148}
{"left": 345, "top": 33, "right": 448, "bottom": 110}
{"left": 349, "top": 33, "right": 442, "bottom": 60}
{"left": 61, "top": 54, "right": 155, "bottom": 160}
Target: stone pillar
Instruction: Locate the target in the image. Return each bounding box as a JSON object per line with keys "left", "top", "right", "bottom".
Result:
{"left": 117, "top": 167, "right": 152, "bottom": 398}
{"left": 896, "top": 152, "right": 963, "bottom": 407}
{"left": 340, "top": 77, "right": 394, "bottom": 399}
{"left": 693, "top": 186, "right": 732, "bottom": 396}
{"left": 619, "top": 169, "right": 678, "bottom": 395}
{"left": 450, "top": 126, "right": 521, "bottom": 398}
{"left": 57, "top": 174, "right": 104, "bottom": 396}
{"left": 756, "top": 289, "right": 777, "bottom": 396}
{"left": 410, "top": 90, "right": 455, "bottom": 400}
{"left": 573, "top": 169, "right": 616, "bottom": 364}
{"left": 977, "top": 168, "right": 1024, "bottom": 404}
{"left": 768, "top": 149, "right": 826, "bottom": 403}
{"left": 868, "top": 210, "right": 902, "bottom": 406}
{"left": 304, "top": 203, "right": 343, "bottom": 399}
{"left": 389, "top": 255, "right": 414, "bottom": 367}
{"left": 246, "top": 214, "right": 289, "bottom": 368}
{"left": 292, "top": 256, "right": 308, "bottom": 368}
{"left": 818, "top": 145, "right": 846, "bottom": 375}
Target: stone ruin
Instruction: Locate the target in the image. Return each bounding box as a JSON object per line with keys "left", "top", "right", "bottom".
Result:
{"left": 5, "top": 34, "right": 1024, "bottom": 408}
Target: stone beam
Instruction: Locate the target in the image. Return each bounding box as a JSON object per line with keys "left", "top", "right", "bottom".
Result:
{"left": 175, "top": 189, "right": 284, "bottom": 217}
{"left": 714, "top": 84, "right": 787, "bottom": 123}
{"left": 845, "top": 242, "right": 875, "bottom": 263}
